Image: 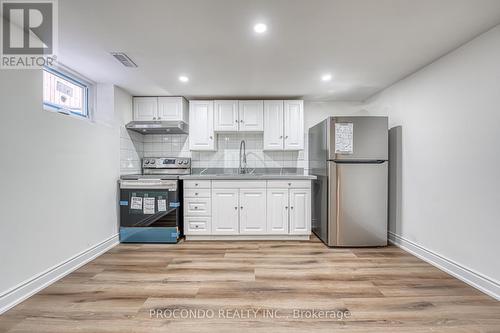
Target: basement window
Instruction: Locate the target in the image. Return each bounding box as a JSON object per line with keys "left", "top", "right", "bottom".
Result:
{"left": 43, "top": 67, "right": 91, "bottom": 118}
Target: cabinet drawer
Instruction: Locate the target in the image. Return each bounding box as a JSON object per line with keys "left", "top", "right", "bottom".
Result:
{"left": 184, "top": 198, "right": 211, "bottom": 216}
{"left": 184, "top": 180, "right": 211, "bottom": 189}
{"left": 184, "top": 188, "right": 211, "bottom": 198}
{"left": 212, "top": 180, "right": 266, "bottom": 189}
{"left": 185, "top": 216, "right": 211, "bottom": 235}
{"left": 267, "top": 180, "right": 311, "bottom": 189}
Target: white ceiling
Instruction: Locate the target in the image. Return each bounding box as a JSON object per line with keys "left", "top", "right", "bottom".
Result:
{"left": 58, "top": 0, "right": 500, "bottom": 101}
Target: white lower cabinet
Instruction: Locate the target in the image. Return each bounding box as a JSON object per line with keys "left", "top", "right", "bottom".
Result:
{"left": 211, "top": 188, "right": 239, "bottom": 235}
{"left": 185, "top": 216, "right": 211, "bottom": 235}
{"left": 266, "top": 187, "right": 311, "bottom": 235}
{"left": 184, "top": 179, "right": 311, "bottom": 238}
{"left": 289, "top": 188, "right": 311, "bottom": 235}
{"left": 211, "top": 186, "right": 266, "bottom": 235}
{"left": 184, "top": 181, "right": 212, "bottom": 235}
{"left": 239, "top": 189, "right": 267, "bottom": 234}
{"left": 184, "top": 197, "right": 211, "bottom": 216}
{"left": 266, "top": 189, "right": 289, "bottom": 234}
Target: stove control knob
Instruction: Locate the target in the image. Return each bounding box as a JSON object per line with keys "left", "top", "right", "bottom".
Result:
{"left": 144, "top": 160, "right": 150, "bottom": 164}
{"left": 150, "top": 160, "right": 155, "bottom": 164}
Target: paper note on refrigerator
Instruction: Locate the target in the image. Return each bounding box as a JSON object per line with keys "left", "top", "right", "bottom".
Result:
{"left": 157, "top": 199, "right": 167, "bottom": 212}
{"left": 335, "top": 123, "right": 354, "bottom": 154}
{"left": 130, "top": 196, "right": 143, "bottom": 210}
{"left": 143, "top": 197, "right": 155, "bottom": 214}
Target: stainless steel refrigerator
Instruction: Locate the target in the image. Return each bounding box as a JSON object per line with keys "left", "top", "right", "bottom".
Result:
{"left": 309, "top": 116, "right": 388, "bottom": 247}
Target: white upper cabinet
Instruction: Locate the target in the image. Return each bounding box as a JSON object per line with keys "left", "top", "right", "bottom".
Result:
{"left": 157, "top": 97, "right": 188, "bottom": 122}
{"left": 239, "top": 189, "right": 267, "bottom": 234}
{"left": 284, "top": 100, "right": 304, "bottom": 150}
{"left": 214, "top": 100, "right": 264, "bottom": 132}
{"left": 239, "top": 100, "right": 264, "bottom": 132}
{"left": 289, "top": 188, "right": 311, "bottom": 235}
{"left": 133, "top": 97, "right": 158, "bottom": 121}
{"left": 189, "top": 101, "right": 216, "bottom": 151}
{"left": 133, "top": 96, "right": 188, "bottom": 122}
{"left": 214, "top": 100, "right": 239, "bottom": 132}
{"left": 263, "top": 100, "right": 284, "bottom": 150}
{"left": 264, "top": 100, "right": 304, "bottom": 151}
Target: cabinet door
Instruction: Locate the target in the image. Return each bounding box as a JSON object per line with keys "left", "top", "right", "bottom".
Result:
{"left": 211, "top": 188, "right": 239, "bottom": 235}
{"left": 239, "top": 189, "right": 266, "bottom": 234}
{"left": 214, "top": 100, "right": 238, "bottom": 132}
{"left": 263, "top": 100, "right": 284, "bottom": 150}
{"left": 189, "top": 101, "right": 215, "bottom": 150}
{"left": 133, "top": 97, "right": 158, "bottom": 121}
{"left": 266, "top": 188, "right": 289, "bottom": 234}
{"left": 289, "top": 188, "right": 311, "bottom": 235}
{"left": 157, "top": 97, "right": 184, "bottom": 121}
{"left": 239, "top": 100, "right": 263, "bottom": 132}
{"left": 284, "top": 100, "right": 304, "bottom": 150}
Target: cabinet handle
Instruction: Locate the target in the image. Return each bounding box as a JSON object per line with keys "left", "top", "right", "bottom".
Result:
{"left": 288, "top": 182, "right": 291, "bottom": 186}
{"left": 194, "top": 206, "right": 198, "bottom": 210}
{"left": 195, "top": 192, "right": 199, "bottom": 196}
{"left": 235, "top": 120, "right": 238, "bottom": 123}
{"left": 240, "top": 120, "right": 244, "bottom": 123}
{"left": 153, "top": 117, "right": 157, "bottom": 120}
{"left": 240, "top": 206, "right": 243, "bottom": 210}
{"left": 209, "top": 136, "right": 213, "bottom": 140}
{"left": 291, "top": 206, "right": 294, "bottom": 210}
{"left": 285, "top": 136, "right": 289, "bottom": 139}
{"left": 279, "top": 136, "right": 283, "bottom": 139}
{"left": 195, "top": 225, "right": 199, "bottom": 228}
{"left": 285, "top": 206, "right": 288, "bottom": 209}
{"left": 195, "top": 183, "right": 199, "bottom": 186}
{"left": 234, "top": 206, "right": 238, "bottom": 210}
{"left": 158, "top": 117, "right": 161, "bottom": 120}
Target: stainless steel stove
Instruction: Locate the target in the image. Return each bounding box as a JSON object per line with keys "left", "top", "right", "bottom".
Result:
{"left": 121, "top": 157, "right": 191, "bottom": 180}
{"left": 119, "top": 157, "right": 191, "bottom": 243}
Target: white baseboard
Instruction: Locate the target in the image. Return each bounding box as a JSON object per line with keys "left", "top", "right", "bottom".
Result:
{"left": 185, "top": 235, "right": 311, "bottom": 241}
{"left": 388, "top": 231, "right": 500, "bottom": 301}
{"left": 0, "top": 234, "right": 119, "bottom": 314}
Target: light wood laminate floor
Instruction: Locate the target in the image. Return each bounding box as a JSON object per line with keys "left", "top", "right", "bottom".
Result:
{"left": 1, "top": 236, "right": 499, "bottom": 332}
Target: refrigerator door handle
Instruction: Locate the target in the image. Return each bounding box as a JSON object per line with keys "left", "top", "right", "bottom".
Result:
{"left": 335, "top": 167, "right": 341, "bottom": 246}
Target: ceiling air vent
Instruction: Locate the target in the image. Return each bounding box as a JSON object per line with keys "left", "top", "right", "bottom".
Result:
{"left": 110, "top": 52, "right": 138, "bottom": 68}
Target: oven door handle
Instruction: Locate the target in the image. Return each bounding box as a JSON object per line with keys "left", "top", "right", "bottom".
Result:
{"left": 120, "top": 180, "right": 177, "bottom": 190}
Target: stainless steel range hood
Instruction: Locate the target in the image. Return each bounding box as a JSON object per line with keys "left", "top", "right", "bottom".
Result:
{"left": 125, "top": 121, "right": 189, "bottom": 134}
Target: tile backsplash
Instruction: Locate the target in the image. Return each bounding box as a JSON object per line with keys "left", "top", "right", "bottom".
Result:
{"left": 120, "top": 126, "right": 144, "bottom": 174}
{"left": 142, "top": 133, "right": 307, "bottom": 169}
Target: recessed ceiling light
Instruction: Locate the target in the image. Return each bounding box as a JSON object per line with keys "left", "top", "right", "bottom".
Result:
{"left": 178, "top": 75, "right": 189, "bottom": 83}
{"left": 254, "top": 23, "right": 267, "bottom": 34}
{"left": 321, "top": 74, "right": 332, "bottom": 82}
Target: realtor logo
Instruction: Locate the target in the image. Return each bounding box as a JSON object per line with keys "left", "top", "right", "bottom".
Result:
{"left": 1, "top": 0, "right": 58, "bottom": 68}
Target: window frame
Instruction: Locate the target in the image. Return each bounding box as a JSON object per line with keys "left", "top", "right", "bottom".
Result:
{"left": 42, "top": 66, "right": 94, "bottom": 119}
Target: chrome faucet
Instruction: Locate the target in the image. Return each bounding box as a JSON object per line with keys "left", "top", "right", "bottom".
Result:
{"left": 239, "top": 139, "right": 247, "bottom": 174}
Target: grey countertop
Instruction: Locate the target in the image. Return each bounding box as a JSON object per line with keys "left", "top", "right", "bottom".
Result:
{"left": 179, "top": 168, "right": 316, "bottom": 180}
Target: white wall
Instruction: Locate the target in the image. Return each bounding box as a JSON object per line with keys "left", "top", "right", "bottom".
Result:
{"left": 0, "top": 70, "right": 123, "bottom": 310}
{"left": 365, "top": 25, "right": 500, "bottom": 290}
